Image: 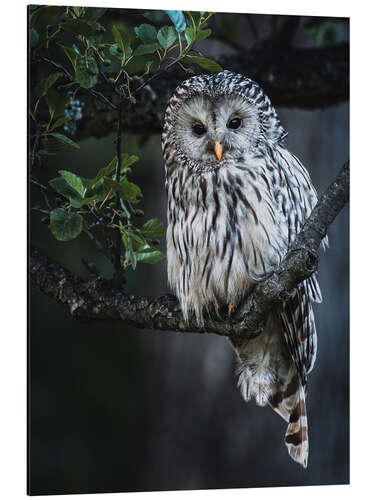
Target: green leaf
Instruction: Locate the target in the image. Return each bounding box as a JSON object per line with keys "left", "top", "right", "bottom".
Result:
{"left": 49, "top": 177, "right": 83, "bottom": 203}
{"left": 121, "top": 230, "right": 137, "bottom": 270}
{"left": 165, "top": 10, "right": 186, "bottom": 32}
{"left": 75, "top": 56, "right": 98, "bottom": 88}
{"left": 30, "top": 6, "right": 64, "bottom": 31}
{"left": 129, "top": 249, "right": 137, "bottom": 270}
{"left": 134, "top": 24, "right": 157, "bottom": 43}
{"left": 103, "top": 178, "right": 142, "bottom": 203}
{"left": 59, "top": 44, "right": 78, "bottom": 71}
{"left": 121, "top": 154, "right": 139, "bottom": 170}
{"left": 184, "top": 27, "right": 195, "bottom": 45}
{"left": 186, "top": 11, "right": 202, "bottom": 29}
{"left": 133, "top": 43, "right": 160, "bottom": 56}
{"left": 45, "top": 90, "right": 67, "bottom": 119}
{"left": 127, "top": 231, "right": 146, "bottom": 248}
{"left": 85, "top": 56, "right": 99, "bottom": 76}
{"left": 112, "top": 25, "right": 131, "bottom": 55}
{"left": 196, "top": 28, "right": 211, "bottom": 41}
{"left": 92, "top": 159, "right": 117, "bottom": 185}
{"left": 41, "top": 135, "right": 68, "bottom": 153}
{"left": 50, "top": 208, "right": 83, "bottom": 241}
{"left": 84, "top": 7, "right": 107, "bottom": 22}
{"left": 110, "top": 178, "right": 142, "bottom": 203}
{"left": 49, "top": 116, "right": 71, "bottom": 131}
{"left": 59, "top": 19, "right": 93, "bottom": 38}
{"left": 72, "top": 43, "right": 80, "bottom": 54}
{"left": 144, "top": 60, "right": 153, "bottom": 72}
{"left": 72, "top": 6, "right": 85, "bottom": 17}
{"left": 34, "top": 72, "right": 63, "bottom": 101}
{"left": 58, "top": 170, "right": 86, "bottom": 197}
{"left": 136, "top": 244, "right": 165, "bottom": 264}
{"left": 29, "top": 28, "right": 39, "bottom": 48}
{"left": 38, "top": 149, "right": 56, "bottom": 156}
{"left": 120, "top": 199, "right": 131, "bottom": 218}
{"left": 305, "top": 20, "right": 338, "bottom": 46}
{"left": 109, "top": 43, "right": 122, "bottom": 59}
{"left": 91, "top": 153, "right": 139, "bottom": 189}
{"left": 157, "top": 26, "right": 177, "bottom": 49}
{"left": 137, "top": 250, "right": 165, "bottom": 264}
{"left": 183, "top": 55, "right": 222, "bottom": 72}
{"left": 142, "top": 10, "right": 166, "bottom": 24}
{"left": 48, "top": 132, "right": 80, "bottom": 149}
{"left": 140, "top": 218, "right": 165, "bottom": 238}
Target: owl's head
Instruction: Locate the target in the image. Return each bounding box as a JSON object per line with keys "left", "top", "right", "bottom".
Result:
{"left": 162, "top": 70, "right": 286, "bottom": 172}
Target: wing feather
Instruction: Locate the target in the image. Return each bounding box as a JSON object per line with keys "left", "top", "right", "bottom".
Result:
{"left": 273, "top": 147, "right": 323, "bottom": 380}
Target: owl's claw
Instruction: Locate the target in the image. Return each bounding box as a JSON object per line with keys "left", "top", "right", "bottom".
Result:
{"left": 214, "top": 300, "right": 222, "bottom": 319}
{"left": 228, "top": 302, "right": 236, "bottom": 317}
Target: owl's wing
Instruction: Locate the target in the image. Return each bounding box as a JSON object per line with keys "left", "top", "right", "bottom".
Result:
{"left": 268, "top": 148, "right": 324, "bottom": 467}
{"left": 275, "top": 147, "right": 324, "bottom": 379}
{"left": 277, "top": 147, "right": 328, "bottom": 287}
{"left": 279, "top": 283, "right": 317, "bottom": 387}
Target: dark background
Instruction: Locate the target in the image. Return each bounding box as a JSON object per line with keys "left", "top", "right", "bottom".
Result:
{"left": 29, "top": 9, "right": 349, "bottom": 495}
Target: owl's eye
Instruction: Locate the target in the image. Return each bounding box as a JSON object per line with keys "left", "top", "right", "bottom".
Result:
{"left": 227, "top": 117, "right": 242, "bottom": 130}
{"left": 192, "top": 123, "right": 206, "bottom": 136}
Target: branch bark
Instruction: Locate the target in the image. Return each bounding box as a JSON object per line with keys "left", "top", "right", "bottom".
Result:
{"left": 72, "top": 42, "right": 349, "bottom": 140}
{"left": 30, "top": 162, "right": 349, "bottom": 341}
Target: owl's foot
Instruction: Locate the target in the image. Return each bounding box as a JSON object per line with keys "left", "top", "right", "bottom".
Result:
{"left": 214, "top": 300, "right": 222, "bottom": 319}
{"left": 228, "top": 302, "right": 236, "bottom": 317}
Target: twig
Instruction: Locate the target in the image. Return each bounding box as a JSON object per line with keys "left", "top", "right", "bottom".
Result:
{"left": 38, "top": 57, "right": 117, "bottom": 110}
{"left": 131, "top": 45, "right": 196, "bottom": 97}
{"left": 113, "top": 105, "right": 123, "bottom": 283}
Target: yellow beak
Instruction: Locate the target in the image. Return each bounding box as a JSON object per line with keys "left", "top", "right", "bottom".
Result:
{"left": 214, "top": 140, "right": 223, "bottom": 161}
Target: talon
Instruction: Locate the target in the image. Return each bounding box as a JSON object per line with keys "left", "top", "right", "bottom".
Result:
{"left": 228, "top": 302, "right": 235, "bottom": 316}
{"left": 214, "top": 300, "right": 221, "bottom": 318}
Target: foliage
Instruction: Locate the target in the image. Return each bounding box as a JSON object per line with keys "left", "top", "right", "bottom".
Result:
{"left": 29, "top": 6, "right": 221, "bottom": 278}
{"left": 304, "top": 19, "right": 339, "bottom": 46}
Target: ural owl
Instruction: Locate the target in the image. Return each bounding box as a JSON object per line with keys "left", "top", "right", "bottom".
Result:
{"left": 162, "top": 70, "right": 325, "bottom": 468}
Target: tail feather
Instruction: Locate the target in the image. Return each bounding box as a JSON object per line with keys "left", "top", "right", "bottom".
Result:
{"left": 236, "top": 358, "right": 310, "bottom": 468}
{"left": 230, "top": 305, "right": 311, "bottom": 469}
{"left": 269, "top": 373, "right": 309, "bottom": 468}
{"left": 284, "top": 385, "right": 309, "bottom": 468}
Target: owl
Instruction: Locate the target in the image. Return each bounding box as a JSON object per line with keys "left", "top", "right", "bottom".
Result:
{"left": 162, "top": 70, "right": 325, "bottom": 468}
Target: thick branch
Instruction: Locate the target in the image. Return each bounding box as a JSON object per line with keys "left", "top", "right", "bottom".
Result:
{"left": 73, "top": 42, "right": 348, "bottom": 140}
{"left": 30, "top": 162, "right": 349, "bottom": 340}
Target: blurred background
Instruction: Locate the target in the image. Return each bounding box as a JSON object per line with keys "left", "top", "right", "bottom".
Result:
{"left": 29, "top": 8, "right": 349, "bottom": 495}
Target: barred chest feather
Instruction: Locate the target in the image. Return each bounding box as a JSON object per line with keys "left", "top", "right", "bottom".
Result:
{"left": 166, "top": 148, "right": 292, "bottom": 323}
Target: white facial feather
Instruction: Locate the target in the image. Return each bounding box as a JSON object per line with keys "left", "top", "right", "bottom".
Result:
{"left": 173, "top": 94, "right": 261, "bottom": 165}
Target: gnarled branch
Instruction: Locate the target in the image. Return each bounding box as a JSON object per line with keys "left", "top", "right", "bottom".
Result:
{"left": 30, "top": 162, "right": 349, "bottom": 341}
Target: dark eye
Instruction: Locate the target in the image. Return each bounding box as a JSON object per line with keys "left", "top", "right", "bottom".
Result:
{"left": 227, "top": 117, "right": 242, "bottom": 130}
{"left": 192, "top": 123, "right": 206, "bottom": 136}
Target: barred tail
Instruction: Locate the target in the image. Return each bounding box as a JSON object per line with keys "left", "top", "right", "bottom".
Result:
{"left": 229, "top": 305, "right": 311, "bottom": 468}
{"left": 269, "top": 373, "right": 309, "bottom": 468}
{"left": 284, "top": 385, "right": 309, "bottom": 468}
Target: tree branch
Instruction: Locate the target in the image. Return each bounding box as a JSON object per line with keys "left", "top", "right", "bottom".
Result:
{"left": 30, "top": 162, "right": 349, "bottom": 341}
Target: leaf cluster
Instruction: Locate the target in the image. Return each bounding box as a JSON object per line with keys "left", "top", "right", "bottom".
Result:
{"left": 29, "top": 7, "right": 222, "bottom": 278}
{"left": 48, "top": 154, "right": 165, "bottom": 269}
